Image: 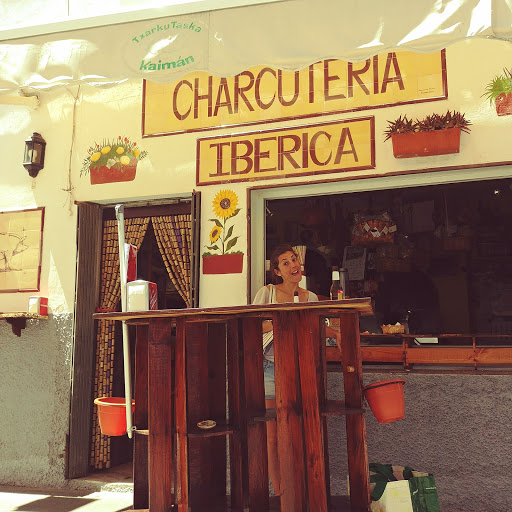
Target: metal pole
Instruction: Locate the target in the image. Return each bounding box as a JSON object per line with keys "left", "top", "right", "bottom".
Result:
{"left": 115, "top": 204, "right": 134, "bottom": 438}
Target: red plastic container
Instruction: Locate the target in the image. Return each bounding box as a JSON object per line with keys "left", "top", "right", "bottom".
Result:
{"left": 363, "top": 379, "right": 406, "bottom": 423}
{"left": 94, "top": 397, "right": 135, "bottom": 436}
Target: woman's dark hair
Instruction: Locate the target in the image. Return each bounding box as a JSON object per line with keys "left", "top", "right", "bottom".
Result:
{"left": 269, "top": 244, "right": 298, "bottom": 284}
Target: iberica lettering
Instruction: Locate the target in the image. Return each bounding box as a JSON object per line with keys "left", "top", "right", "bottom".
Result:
{"left": 197, "top": 118, "right": 375, "bottom": 186}
{"left": 208, "top": 128, "right": 358, "bottom": 177}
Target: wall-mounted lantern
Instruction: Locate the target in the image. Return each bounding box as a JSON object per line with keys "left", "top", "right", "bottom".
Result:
{"left": 23, "top": 132, "right": 46, "bottom": 178}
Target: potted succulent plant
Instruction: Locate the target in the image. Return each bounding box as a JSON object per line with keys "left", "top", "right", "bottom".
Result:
{"left": 384, "top": 110, "right": 471, "bottom": 158}
{"left": 482, "top": 68, "right": 512, "bottom": 116}
{"left": 81, "top": 136, "right": 147, "bottom": 184}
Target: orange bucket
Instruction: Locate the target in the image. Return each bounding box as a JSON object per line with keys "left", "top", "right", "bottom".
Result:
{"left": 94, "top": 397, "right": 135, "bottom": 436}
{"left": 363, "top": 379, "right": 406, "bottom": 423}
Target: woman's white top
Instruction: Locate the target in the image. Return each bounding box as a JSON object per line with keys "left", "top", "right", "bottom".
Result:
{"left": 252, "top": 284, "right": 319, "bottom": 362}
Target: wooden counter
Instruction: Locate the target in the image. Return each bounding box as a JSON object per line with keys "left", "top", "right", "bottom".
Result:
{"left": 95, "top": 298, "right": 372, "bottom": 512}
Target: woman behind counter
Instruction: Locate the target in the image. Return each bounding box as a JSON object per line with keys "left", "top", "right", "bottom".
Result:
{"left": 252, "top": 243, "right": 339, "bottom": 496}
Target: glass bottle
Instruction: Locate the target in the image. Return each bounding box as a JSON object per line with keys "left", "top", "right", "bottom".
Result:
{"left": 330, "top": 266, "right": 340, "bottom": 300}
{"left": 339, "top": 267, "right": 349, "bottom": 299}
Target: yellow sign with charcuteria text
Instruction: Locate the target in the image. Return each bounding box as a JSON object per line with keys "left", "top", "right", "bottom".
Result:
{"left": 144, "top": 50, "right": 446, "bottom": 136}
{"left": 196, "top": 117, "right": 375, "bottom": 186}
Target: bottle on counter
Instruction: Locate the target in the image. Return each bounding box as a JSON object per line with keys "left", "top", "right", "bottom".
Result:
{"left": 339, "top": 267, "right": 349, "bottom": 299}
{"left": 330, "top": 266, "right": 340, "bottom": 300}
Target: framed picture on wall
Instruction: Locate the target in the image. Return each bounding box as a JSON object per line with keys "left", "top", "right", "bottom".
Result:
{"left": 0, "top": 207, "right": 45, "bottom": 292}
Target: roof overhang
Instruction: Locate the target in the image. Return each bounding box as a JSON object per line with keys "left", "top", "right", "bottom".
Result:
{"left": 0, "top": 0, "right": 510, "bottom": 97}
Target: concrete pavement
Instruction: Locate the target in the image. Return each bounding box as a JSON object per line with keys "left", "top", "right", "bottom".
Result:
{"left": 0, "top": 485, "right": 134, "bottom": 512}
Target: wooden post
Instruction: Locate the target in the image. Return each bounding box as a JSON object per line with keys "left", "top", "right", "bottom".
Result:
{"left": 148, "top": 318, "right": 174, "bottom": 512}
{"left": 274, "top": 310, "right": 306, "bottom": 512}
{"left": 175, "top": 317, "right": 189, "bottom": 512}
{"left": 338, "top": 310, "right": 370, "bottom": 511}
{"left": 227, "top": 318, "right": 245, "bottom": 511}
{"left": 297, "top": 310, "right": 328, "bottom": 512}
{"left": 133, "top": 323, "right": 149, "bottom": 510}
{"left": 241, "top": 316, "right": 269, "bottom": 511}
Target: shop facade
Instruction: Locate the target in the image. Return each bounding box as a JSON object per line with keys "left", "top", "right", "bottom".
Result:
{"left": 1, "top": 16, "right": 512, "bottom": 509}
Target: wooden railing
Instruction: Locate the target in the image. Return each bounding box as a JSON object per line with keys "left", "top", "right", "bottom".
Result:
{"left": 327, "top": 334, "right": 512, "bottom": 370}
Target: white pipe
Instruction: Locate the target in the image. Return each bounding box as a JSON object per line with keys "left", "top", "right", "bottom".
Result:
{"left": 115, "top": 204, "right": 134, "bottom": 439}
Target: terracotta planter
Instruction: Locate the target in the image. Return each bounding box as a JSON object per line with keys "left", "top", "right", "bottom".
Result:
{"left": 90, "top": 160, "right": 137, "bottom": 184}
{"left": 202, "top": 254, "right": 244, "bottom": 274}
{"left": 495, "top": 93, "right": 512, "bottom": 116}
{"left": 391, "top": 128, "right": 461, "bottom": 158}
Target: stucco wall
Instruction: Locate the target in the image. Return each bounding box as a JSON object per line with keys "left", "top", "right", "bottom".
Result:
{"left": 327, "top": 372, "right": 512, "bottom": 511}
{"left": 0, "top": 314, "right": 73, "bottom": 487}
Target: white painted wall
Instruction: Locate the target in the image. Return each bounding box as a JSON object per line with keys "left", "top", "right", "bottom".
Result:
{"left": 0, "top": 37, "right": 512, "bottom": 509}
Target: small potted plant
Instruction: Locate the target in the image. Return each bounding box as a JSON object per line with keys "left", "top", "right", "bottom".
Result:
{"left": 384, "top": 110, "right": 471, "bottom": 158}
{"left": 482, "top": 68, "right": 512, "bottom": 116}
{"left": 202, "top": 189, "right": 244, "bottom": 274}
{"left": 81, "top": 136, "right": 147, "bottom": 185}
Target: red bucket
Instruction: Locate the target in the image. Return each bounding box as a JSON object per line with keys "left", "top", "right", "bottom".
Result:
{"left": 363, "top": 379, "right": 406, "bottom": 423}
{"left": 94, "top": 397, "right": 135, "bottom": 436}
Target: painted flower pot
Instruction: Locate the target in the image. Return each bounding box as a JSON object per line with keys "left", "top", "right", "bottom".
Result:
{"left": 391, "top": 128, "right": 461, "bottom": 158}
{"left": 90, "top": 160, "right": 137, "bottom": 185}
{"left": 495, "top": 93, "right": 512, "bottom": 116}
{"left": 202, "top": 254, "right": 243, "bottom": 274}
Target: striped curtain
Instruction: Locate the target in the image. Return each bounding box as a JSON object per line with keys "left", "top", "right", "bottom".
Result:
{"left": 152, "top": 215, "right": 192, "bottom": 307}
{"left": 90, "top": 217, "right": 149, "bottom": 470}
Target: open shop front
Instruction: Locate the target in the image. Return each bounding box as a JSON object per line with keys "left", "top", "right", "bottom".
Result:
{"left": 251, "top": 167, "right": 512, "bottom": 369}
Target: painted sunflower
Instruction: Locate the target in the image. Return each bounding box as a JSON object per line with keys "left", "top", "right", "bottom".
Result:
{"left": 212, "top": 189, "right": 238, "bottom": 219}
{"left": 209, "top": 225, "right": 222, "bottom": 243}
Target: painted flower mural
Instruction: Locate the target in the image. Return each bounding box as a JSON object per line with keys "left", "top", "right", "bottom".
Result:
{"left": 81, "top": 136, "right": 148, "bottom": 184}
{"left": 202, "top": 189, "right": 244, "bottom": 274}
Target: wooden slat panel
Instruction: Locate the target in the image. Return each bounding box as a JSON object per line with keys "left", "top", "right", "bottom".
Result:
{"left": 208, "top": 323, "right": 228, "bottom": 504}
{"left": 68, "top": 202, "right": 102, "bottom": 478}
{"left": 241, "top": 316, "right": 268, "bottom": 512}
{"left": 226, "top": 319, "right": 245, "bottom": 511}
{"left": 328, "top": 345, "right": 512, "bottom": 366}
{"left": 274, "top": 310, "right": 306, "bottom": 512}
{"left": 186, "top": 322, "right": 227, "bottom": 510}
{"left": 338, "top": 310, "right": 370, "bottom": 512}
{"left": 297, "top": 310, "right": 328, "bottom": 512}
{"left": 475, "top": 347, "right": 512, "bottom": 363}
{"left": 148, "top": 318, "right": 174, "bottom": 512}
{"left": 406, "top": 347, "right": 474, "bottom": 364}
{"left": 175, "top": 318, "right": 189, "bottom": 512}
{"left": 133, "top": 324, "right": 149, "bottom": 510}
